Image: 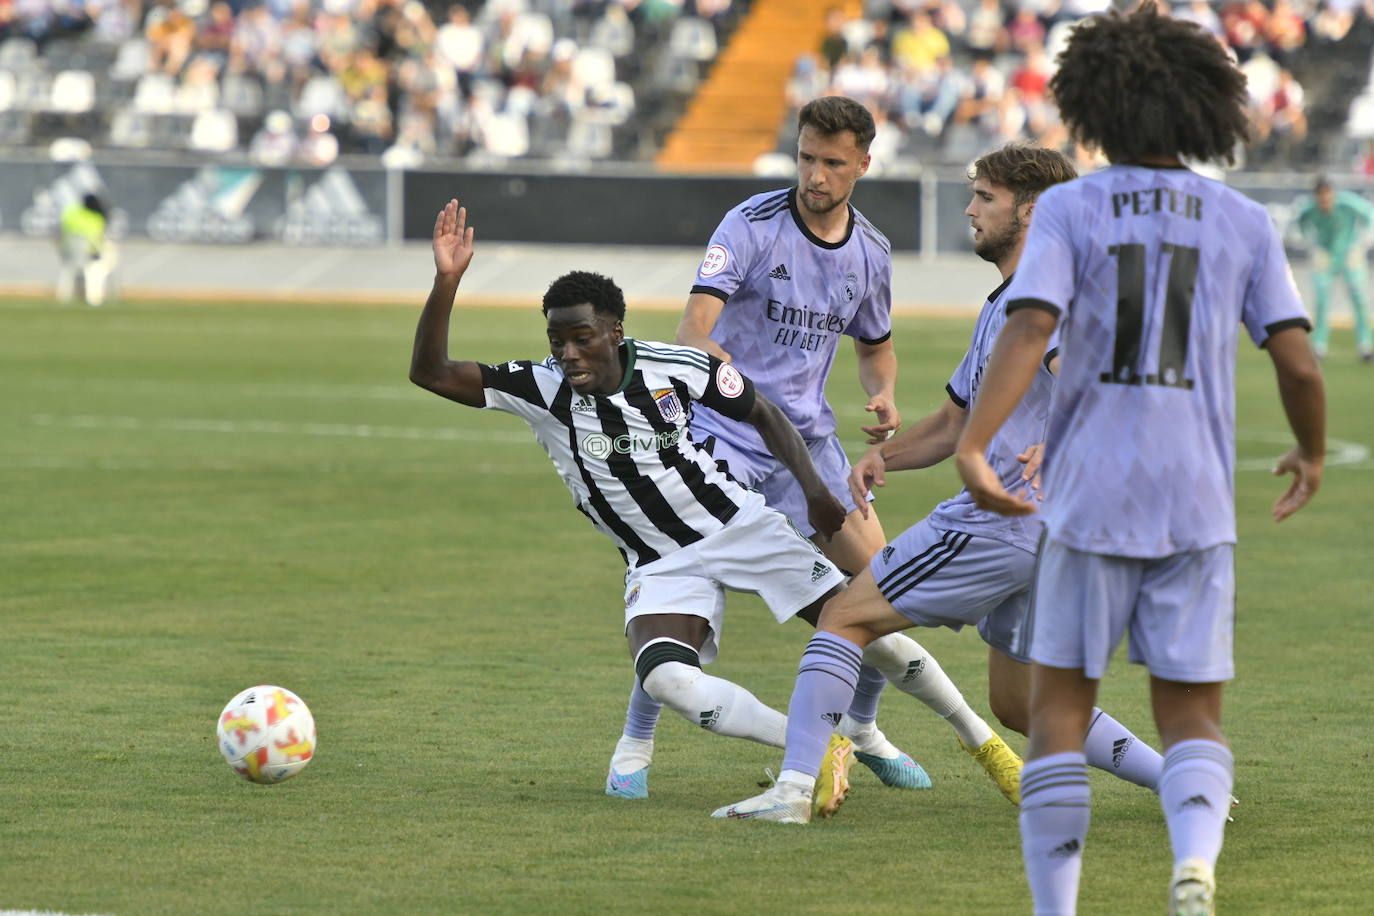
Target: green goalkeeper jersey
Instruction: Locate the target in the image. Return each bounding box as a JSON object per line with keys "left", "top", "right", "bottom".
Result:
{"left": 1296, "top": 190, "right": 1374, "bottom": 258}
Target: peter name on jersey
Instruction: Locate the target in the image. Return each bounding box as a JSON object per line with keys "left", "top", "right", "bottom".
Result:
{"left": 766, "top": 298, "right": 847, "bottom": 351}
{"left": 1111, "top": 188, "right": 1204, "bottom": 221}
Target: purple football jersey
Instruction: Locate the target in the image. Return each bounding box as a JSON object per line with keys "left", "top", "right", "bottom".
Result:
{"left": 928, "top": 276, "right": 1057, "bottom": 554}
{"left": 1005, "top": 165, "right": 1310, "bottom": 557}
{"left": 690, "top": 187, "right": 893, "bottom": 449}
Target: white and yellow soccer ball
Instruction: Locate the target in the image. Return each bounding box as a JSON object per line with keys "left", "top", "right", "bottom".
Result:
{"left": 216, "top": 685, "right": 316, "bottom": 784}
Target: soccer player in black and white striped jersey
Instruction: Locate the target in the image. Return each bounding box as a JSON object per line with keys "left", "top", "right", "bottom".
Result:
{"left": 411, "top": 199, "right": 866, "bottom": 811}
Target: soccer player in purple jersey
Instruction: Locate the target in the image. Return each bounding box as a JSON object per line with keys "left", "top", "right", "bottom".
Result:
{"left": 412, "top": 199, "right": 858, "bottom": 815}
{"left": 607, "top": 96, "right": 1014, "bottom": 803}
{"left": 711, "top": 142, "right": 1165, "bottom": 823}
{"left": 955, "top": 8, "right": 1326, "bottom": 914}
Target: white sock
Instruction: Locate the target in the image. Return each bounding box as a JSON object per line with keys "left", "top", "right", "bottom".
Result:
{"left": 776, "top": 768, "right": 816, "bottom": 796}
{"left": 1021, "top": 751, "right": 1091, "bottom": 915}
{"left": 1160, "top": 739, "right": 1233, "bottom": 868}
{"left": 642, "top": 661, "right": 787, "bottom": 747}
{"left": 864, "top": 632, "right": 994, "bottom": 748}
{"left": 1083, "top": 707, "right": 1163, "bottom": 790}
{"left": 610, "top": 735, "right": 653, "bottom": 773}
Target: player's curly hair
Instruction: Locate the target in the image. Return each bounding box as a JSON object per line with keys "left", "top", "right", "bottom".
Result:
{"left": 1048, "top": 3, "right": 1249, "bottom": 165}
{"left": 542, "top": 270, "right": 627, "bottom": 321}
{"left": 798, "top": 96, "right": 876, "bottom": 151}
{"left": 969, "top": 142, "right": 1078, "bottom": 208}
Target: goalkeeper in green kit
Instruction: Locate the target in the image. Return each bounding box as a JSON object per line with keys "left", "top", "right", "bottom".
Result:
{"left": 1296, "top": 177, "right": 1374, "bottom": 361}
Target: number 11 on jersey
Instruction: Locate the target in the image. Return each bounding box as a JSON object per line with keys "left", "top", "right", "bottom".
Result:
{"left": 1103, "top": 242, "right": 1200, "bottom": 390}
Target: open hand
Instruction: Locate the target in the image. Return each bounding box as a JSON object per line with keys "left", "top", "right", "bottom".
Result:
{"left": 860, "top": 395, "right": 901, "bottom": 444}
{"left": 433, "top": 199, "right": 475, "bottom": 279}
{"left": 1271, "top": 447, "right": 1323, "bottom": 521}
{"left": 956, "top": 449, "right": 1037, "bottom": 517}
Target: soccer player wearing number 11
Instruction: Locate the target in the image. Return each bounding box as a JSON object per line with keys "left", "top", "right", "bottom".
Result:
{"left": 955, "top": 6, "right": 1326, "bottom": 915}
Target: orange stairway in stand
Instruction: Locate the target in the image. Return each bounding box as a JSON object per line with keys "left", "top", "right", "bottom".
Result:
{"left": 656, "top": 0, "right": 835, "bottom": 172}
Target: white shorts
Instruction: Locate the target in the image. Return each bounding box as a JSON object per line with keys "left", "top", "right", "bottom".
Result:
{"left": 1029, "top": 538, "right": 1236, "bottom": 682}
{"left": 622, "top": 495, "right": 844, "bottom": 663}
{"left": 870, "top": 518, "right": 1037, "bottom": 662}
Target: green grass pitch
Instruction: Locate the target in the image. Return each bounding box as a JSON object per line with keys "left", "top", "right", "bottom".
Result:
{"left": 1, "top": 297, "right": 1371, "bottom": 915}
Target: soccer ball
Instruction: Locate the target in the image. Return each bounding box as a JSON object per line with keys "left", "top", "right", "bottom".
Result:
{"left": 216, "top": 685, "right": 317, "bottom": 784}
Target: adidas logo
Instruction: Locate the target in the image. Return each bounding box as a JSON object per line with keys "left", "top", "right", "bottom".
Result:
{"left": 901, "top": 659, "right": 925, "bottom": 683}
{"left": 147, "top": 165, "right": 261, "bottom": 242}
{"left": 821, "top": 712, "right": 841, "bottom": 727}
{"left": 768, "top": 263, "right": 791, "bottom": 281}
{"left": 1112, "top": 737, "right": 1131, "bottom": 768}
{"left": 810, "top": 561, "right": 829, "bottom": 582}
{"left": 698, "top": 706, "right": 722, "bottom": 730}
{"left": 276, "top": 165, "right": 383, "bottom": 244}
{"left": 1179, "top": 794, "right": 1213, "bottom": 811}
{"left": 572, "top": 395, "right": 597, "bottom": 413}
{"left": 1048, "top": 838, "right": 1081, "bottom": 859}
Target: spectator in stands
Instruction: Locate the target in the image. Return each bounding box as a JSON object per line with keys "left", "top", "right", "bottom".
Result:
{"left": 249, "top": 109, "right": 299, "bottom": 165}
{"left": 895, "top": 52, "right": 960, "bottom": 138}
{"left": 195, "top": 1, "right": 236, "bottom": 68}
{"left": 350, "top": 83, "right": 394, "bottom": 154}
{"left": 1257, "top": 67, "right": 1308, "bottom": 143}
{"left": 1006, "top": 8, "right": 1046, "bottom": 54}
{"left": 964, "top": 0, "right": 1005, "bottom": 57}
{"left": 1264, "top": 0, "right": 1306, "bottom": 64}
{"left": 818, "top": 4, "right": 851, "bottom": 69}
{"left": 892, "top": 10, "right": 949, "bottom": 72}
{"left": 146, "top": 1, "right": 196, "bottom": 75}
{"left": 437, "top": 4, "right": 484, "bottom": 97}
{"left": 954, "top": 52, "right": 1004, "bottom": 137}
{"left": 832, "top": 45, "right": 891, "bottom": 112}
{"left": 1172, "top": 0, "right": 1224, "bottom": 37}
{"left": 175, "top": 54, "right": 222, "bottom": 114}
{"left": 230, "top": 2, "right": 283, "bottom": 84}
{"left": 301, "top": 112, "right": 340, "bottom": 165}
{"left": 278, "top": 1, "right": 318, "bottom": 92}
{"left": 1222, "top": 0, "right": 1269, "bottom": 61}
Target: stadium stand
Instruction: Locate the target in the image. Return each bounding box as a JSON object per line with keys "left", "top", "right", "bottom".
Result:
{"left": 0, "top": 0, "right": 1370, "bottom": 172}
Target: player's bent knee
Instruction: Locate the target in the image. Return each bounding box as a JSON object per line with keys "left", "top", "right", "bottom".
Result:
{"left": 988, "top": 690, "right": 1028, "bottom": 736}
{"left": 635, "top": 638, "right": 702, "bottom": 706}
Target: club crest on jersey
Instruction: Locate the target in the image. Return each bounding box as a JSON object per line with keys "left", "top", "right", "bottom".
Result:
{"left": 652, "top": 388, "right": 684, "bottom": 423}
{"left": 843, "top": 271, "right": 859, "bottom": 302}
{"left": 699, "top": 244, "right": 729, "bottom": 278}
{"left": 715, "top": 363, "right": 745, "bottom": 398}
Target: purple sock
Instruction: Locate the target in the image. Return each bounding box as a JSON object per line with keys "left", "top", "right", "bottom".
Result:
{"left": 623, "top": 676, "right": 661, "bottom": 740}
{"left": 781, "top": 632, "right": 864, "bottom": 776}
{"left": 845, "top": 664, "right": 887, "bottom": 724}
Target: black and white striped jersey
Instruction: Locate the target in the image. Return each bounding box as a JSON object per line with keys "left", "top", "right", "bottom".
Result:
{"left": 479, "top": 339, "right": 760, "bottom": 568}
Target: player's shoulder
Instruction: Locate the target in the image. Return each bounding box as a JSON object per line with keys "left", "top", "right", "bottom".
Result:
{"left": 850, "top": 206, "right": 892, "bottom": 256}
{"left": 728, "top": 187, "right": 794, "bottom": 225}
{"left": 631, "top": 339, "right": 713, "bottom": 375}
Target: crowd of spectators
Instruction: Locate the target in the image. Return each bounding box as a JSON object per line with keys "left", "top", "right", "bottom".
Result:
{"left": 0, "top": 0, "right": 739, "bottom": 165}
{"left": 0, "top": 0, "right": 1369, "bottom": 170}
{"left": 786, "top": 0, "right": 1374, "bottom": 172}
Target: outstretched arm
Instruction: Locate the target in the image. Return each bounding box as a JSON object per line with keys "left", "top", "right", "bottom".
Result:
{"left": 675, "top": 292, "right": 732, "bottom": 362}
{"left": 1265, "top": 326, "right": 1326, "bottom": 521}
{"left": 409, "top": 199, "right": 486, "bottom": 408}
{"left": 955, "top": 307, "right": 1056, "bottom": 516}
{"left": 855, "top": 337, "right": 901, "bottom": 443}
{"left": 745, "top": 392, "right": 846, "bottom": 539}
